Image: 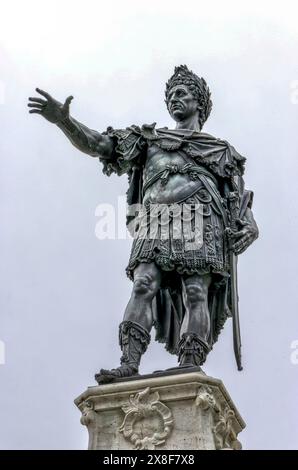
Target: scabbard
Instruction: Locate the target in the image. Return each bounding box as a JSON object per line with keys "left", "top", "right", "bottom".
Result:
{"left": 229, "top": 250, "right": 243, "bottom": 371}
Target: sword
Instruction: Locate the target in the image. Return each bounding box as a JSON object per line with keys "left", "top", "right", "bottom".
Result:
{"left": 227, "top": 191, "right": 243, "bottom": 371}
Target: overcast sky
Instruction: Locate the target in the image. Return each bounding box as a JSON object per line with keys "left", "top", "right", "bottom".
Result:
{"left": 1, "top": 0, "right": 298, "bottom": 450}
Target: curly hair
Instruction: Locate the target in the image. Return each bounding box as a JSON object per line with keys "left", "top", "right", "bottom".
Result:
{"left": 165, "top": 65, "right": 212, "bottom": 130}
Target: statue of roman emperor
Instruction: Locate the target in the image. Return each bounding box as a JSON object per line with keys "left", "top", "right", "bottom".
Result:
{"left": 28, "top": 65, "right": 258, "bottom": 383}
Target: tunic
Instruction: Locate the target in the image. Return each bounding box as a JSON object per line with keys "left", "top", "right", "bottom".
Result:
{"left": 99, "top": 123, "right": 253, "bottom": 354}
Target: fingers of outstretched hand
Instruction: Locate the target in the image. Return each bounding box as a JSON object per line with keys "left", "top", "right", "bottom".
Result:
{"left": 63, "top": 95, "right": 74, "bottom": 111}
{"left": 36, "top": 88, "right": 52, "bottom": 100}
{"left": 29, "top": 109, "right": 42, "bottom": 114}
{"left": 28, "top": 97, "right": 47, "bottom": 105}
{"left": 27, "top": 103, "right": 44, "bottom": 109}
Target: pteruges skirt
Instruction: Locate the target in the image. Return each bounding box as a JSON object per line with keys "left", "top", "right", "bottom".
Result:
{"left": 126, "top": 191, "right": 229, "bottom": 280}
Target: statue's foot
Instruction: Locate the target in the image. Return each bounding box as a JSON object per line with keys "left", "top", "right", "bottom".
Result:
{"left": 180, "top": 363, "right": 200, "bottom": 368}
{"left": 153, "top": 364, "right": 205, "bottom": 375}
{"left": 95, "top": 365, "right": 139, "bottom": 385}
{"left": 178, "top": 363, "right": 205, "bottom": 374}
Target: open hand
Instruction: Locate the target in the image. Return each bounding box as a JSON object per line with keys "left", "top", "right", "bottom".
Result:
{"left": 28, "top": 88, "right": 73, "bottom": 124}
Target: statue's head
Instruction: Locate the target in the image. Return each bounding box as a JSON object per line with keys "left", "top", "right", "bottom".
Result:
{"left": 165, "top": 65, "right": 212, "bottom": 130}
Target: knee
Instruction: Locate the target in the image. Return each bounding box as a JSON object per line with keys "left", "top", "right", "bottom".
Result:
{"left": 185, "top": 283, "right": 207, "bottom": 305}
{"left": 133, "top": 274, "right": 157, "bottom": 299}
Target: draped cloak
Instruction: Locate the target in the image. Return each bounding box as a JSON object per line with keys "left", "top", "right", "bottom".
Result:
{"left": 99, "top": 123, "right": 253, "bottom": 355}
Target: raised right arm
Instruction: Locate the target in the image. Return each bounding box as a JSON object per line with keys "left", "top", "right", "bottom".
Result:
{"left": 28, "top": 88, "right": 113, "bottom": 159}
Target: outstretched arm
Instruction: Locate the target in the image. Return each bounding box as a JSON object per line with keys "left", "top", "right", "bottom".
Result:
{"left": 28, "top": 88, "right": 113, "bottom": 159}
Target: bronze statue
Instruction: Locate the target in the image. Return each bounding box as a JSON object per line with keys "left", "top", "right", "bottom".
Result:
{"left": 28, "top": 66, "right": 258, "bottom": 383}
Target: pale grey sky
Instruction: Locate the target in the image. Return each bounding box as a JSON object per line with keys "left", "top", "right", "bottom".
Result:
{"left": 0, "top": 0, "right": 298, "bottom": 450}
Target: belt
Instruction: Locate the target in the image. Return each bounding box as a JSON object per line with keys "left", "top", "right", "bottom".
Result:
{"left": 142, "top": 161, "right": 228, "bottom": 226}
{"left": 142, "top": 163, "right": 217, "bottom": 195}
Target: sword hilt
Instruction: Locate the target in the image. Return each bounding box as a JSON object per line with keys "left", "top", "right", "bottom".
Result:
{"left": 228, "top": 191, "right": 240, "bottom": 231}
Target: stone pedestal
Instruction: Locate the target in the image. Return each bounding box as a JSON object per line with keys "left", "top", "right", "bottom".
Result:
{"left": 74, "top": 369, "right": 245, "bottom": 450}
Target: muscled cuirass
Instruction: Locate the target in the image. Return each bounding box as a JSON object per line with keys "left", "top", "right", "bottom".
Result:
{"left": 143, "top": 143, "right": 211, "bottom": 205}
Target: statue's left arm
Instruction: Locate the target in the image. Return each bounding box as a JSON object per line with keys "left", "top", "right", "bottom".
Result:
{"left": 232, "top": 203, "right": 259, "bottom": 255}
{"left": 216, "top": 141, "right": 258, "bottom": 256}
{"left": 228, "top": 175, "right": 259, "bottom": 256}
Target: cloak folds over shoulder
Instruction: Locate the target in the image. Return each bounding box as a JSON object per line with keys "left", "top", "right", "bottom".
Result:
{"left": 99, "top": 124, "right": 254, "bottom": 354}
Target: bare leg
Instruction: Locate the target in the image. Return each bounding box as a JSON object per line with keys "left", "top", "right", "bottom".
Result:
{"left": 95, "top": 262, "right": 161, "bottom": 384}
{"left": 123, "top": 262, "right": 162, "bottom": 331}
{"left": 181, "top": 273, "right": 211, "bottom": 339}
{"left": 178, "top": 273, "right": 212, "bottom": 367}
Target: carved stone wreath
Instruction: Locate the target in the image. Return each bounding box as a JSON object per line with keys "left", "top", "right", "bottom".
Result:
{"left": 119, "top": 387, "right": 173, "bottom": 450}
